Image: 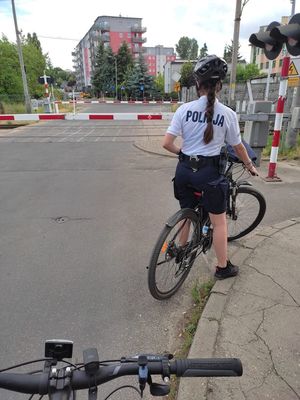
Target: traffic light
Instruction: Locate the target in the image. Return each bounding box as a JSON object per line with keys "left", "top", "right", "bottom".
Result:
{"left": 249, "top": 14, "right": 300, "bottom": 59}
{"left": 249, "top": 21, "right": 282, "bottom": 60}
{"left": 270, "top": 13, "right": 300, "bottom": 56}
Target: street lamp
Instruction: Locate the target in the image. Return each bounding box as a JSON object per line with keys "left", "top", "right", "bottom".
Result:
{"left": 114, "top": 57, "right": 117, "bottom": 101}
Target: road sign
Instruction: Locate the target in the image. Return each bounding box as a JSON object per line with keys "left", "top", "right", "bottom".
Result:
{"left": 288, "top": 57, "right": 300, "bottom": 87}
{"left": 174, "top": 82, "right": 180, "bottom": 92}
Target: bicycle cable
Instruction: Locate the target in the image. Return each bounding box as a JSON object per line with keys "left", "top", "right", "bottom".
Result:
{"left": 104, "top": 385, "right": 141, "bottom": 400}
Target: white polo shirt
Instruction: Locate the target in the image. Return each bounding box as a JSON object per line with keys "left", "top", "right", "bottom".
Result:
{"left": 167, "top": 96, "right": 242, "bottom": 156}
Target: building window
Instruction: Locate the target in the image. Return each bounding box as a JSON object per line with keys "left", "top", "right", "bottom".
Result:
{"left": 119, "top": 33, "right": 123, "bottom": 38}
{"left": 127, "top": 32, "right": 131, "bottom": 38}
{"left": 260, "top": 63, "right": 263, "bottom": 69}
{"left": 272, "top": 60, "right": 276, "bottom": 68}
{"left": 279, "top": 59, "right": 283, "bottom": 67}
{"left": 266, "top": 61, "right": 269, "bottom": 69}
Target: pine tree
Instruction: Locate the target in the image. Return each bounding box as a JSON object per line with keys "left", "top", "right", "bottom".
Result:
{"left": 117, "top": 42, "right": 134, "bottom": 85}
{"left": 92, "top": 43, "right": 115, "bottom": 97}
{"left": 199, "top": 43, "right": 208, "bottom": 58}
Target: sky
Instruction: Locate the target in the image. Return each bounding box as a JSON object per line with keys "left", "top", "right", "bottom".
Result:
{"left": 0, "top": 0, "right": 297, "bottom": 70}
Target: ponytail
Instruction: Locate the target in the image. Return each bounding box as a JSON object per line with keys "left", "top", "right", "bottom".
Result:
{"left": 198, "top": 79, "right": 219, "bottom": 144}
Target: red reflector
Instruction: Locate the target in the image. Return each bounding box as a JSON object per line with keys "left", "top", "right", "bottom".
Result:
{"left": 89, "top": 115, "right": 114, "bottom": 119}
{"left": 39, "top": 114, "right": 65, "bottom": 120}
{"left": 0, "top": 115, "right": 14, "bottom": 120}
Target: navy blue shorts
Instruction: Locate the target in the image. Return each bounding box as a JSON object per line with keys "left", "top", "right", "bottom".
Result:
{"left": 173, "top": 161, "right": 228, "bottom": 215}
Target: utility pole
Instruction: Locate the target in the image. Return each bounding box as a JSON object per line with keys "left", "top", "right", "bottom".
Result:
{"left": 11, "top": 0, "right": 31, "bottom": 113}
{"left": 228, "top": 0, "right": 242, "bottom": 107}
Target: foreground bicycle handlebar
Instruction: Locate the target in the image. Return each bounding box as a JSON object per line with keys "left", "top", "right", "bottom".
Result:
{"left": 0, "top": 340, "right": 243, "bottom": 399}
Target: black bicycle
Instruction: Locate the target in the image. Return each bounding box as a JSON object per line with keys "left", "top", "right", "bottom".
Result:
{"left": 0, "top": 339, "right": 242, "bottom": 399}
{"left": 148, "top": 152, "right": 266, "bottom": 300}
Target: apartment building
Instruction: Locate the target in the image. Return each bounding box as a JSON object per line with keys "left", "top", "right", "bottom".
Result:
{"left": 72, "top": 15, "right": 176, "bottom": 91}
{"left": 249, "top": 16, "right": 289, "bottom": 75}
{"left": 144, "top": 45, "right": 176, "bottom": 76}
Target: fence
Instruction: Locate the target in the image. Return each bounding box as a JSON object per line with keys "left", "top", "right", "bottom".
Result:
{"left": 181, "top": 80, "right": 295, "bottom": 114}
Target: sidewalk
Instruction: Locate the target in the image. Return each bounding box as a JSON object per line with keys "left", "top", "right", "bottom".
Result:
{"left": 135, "top": 137, "right": 300, "bottom": 400}
{"left": 178, "top": 219, "right": 300, "bottom": 400}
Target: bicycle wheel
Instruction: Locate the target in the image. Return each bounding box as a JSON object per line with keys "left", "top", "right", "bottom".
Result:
{"left": 227, "top": 186, "right": 266, "bottom": 241}
{"left": 148, "top": 209, "right": 200, "bottom": 300}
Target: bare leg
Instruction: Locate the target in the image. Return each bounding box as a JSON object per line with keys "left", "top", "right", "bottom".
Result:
{"left": 179, "top": 219, "right": 191, "bottom": 247}
{"left": 209, "top": 212, "right": 227, "bottom": 268}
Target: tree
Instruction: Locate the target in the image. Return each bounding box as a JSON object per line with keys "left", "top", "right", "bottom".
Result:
{"left": 176, "top": 37, "right": 199, "bottom": 60}
{"left": 236, "top": 63, "right": 261, "bottom": 82}
{"left": 153, "top": 73, "right": 164, "bottom": 96}
{"left": 0, "top": 36, "right": 23, "bottom": 102}
{"left": 92, "top": 42, "right": 115, "bottom": 97}
{"left": 199, "top": 43, "right": 208, "bottom": 58}
{"left": 23, "top": 37, "right": 47, "bottom": 98}
{"left": 190, "top": 38, "right": 199, "bottom": 60}
{"left": 180, "top": 61, "right": 195, "bottom": 88}
{"left": 26, "top": 33, "right": 42, "bottom": 52}
{"left": 125, "top": 54, "right": 154, "bottom": 99}
{"left": 116, "top": 42, "right": 134, "bottom": 84}
{"left": 223, "top": 41, "right": 244, "bottom": 63}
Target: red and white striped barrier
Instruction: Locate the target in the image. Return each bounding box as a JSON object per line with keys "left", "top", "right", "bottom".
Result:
{"left": 0, "top": 113, "right": 174, "bottom": 121}
{"left": 266, "top": 56, "right": 290, "bottom": 181}
{"left": 55, "top": 100, "right": 183, "bottom": 105}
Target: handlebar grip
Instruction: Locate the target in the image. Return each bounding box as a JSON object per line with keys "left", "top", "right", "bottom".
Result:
{"left": 175, "top": 358, "right": 243, "bottom": 377}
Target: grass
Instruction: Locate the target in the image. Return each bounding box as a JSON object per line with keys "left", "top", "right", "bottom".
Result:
{"left": 262, "top": 132, "right": 300, "bottom": 160}
{"left": 167, "top": 280, "right": 214, "bottom": 400}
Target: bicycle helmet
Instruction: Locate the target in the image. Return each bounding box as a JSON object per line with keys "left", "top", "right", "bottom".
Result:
{"left": 194, "top": 55, "right": 228, "bottom": 83}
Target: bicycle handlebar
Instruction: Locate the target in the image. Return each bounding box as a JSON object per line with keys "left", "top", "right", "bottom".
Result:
{"left": 0, "top": 358, "right": 242, "bottom": 395}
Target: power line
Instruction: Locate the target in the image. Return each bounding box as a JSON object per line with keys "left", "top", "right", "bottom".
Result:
{"left": 38, "top": 35, "right": 80, "bottom": 41}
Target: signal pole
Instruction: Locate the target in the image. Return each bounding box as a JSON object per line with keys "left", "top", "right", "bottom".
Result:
{"left": 285, "top": 0, "right": 298, "bottom": 148}
{"left": 11, "top": 0, "right": 31, "bottom": 113}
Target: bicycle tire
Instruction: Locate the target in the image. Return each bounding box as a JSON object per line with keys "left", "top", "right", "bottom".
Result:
{"left": 227, "top": 186, "right": 266, "bottom": 241}
{"left": 148, "top": 209, "right": 200, "bottom": 300}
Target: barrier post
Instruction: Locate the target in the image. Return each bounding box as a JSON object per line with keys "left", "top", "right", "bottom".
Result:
{"left": 265, "top": 56, "right": 290, "bottom": 181}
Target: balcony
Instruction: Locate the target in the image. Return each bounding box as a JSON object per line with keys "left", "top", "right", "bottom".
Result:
{"left": 95, "top": 21, "right": 110, "bottom": 31}
{"left": 101, "top": 32, "right": 110, "bottom": 42}
{"left": 132, "top": 46, "right": 146, "bottom": 54}
{"left": 131, "top": 25, "right": 147, "bottom": 33}
{"left": 132, "top": 37, "right": 147, "bottom": 44}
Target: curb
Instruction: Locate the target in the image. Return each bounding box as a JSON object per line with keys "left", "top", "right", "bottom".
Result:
{"left": 177, "top": 218, "right": 300, "bottom": 400}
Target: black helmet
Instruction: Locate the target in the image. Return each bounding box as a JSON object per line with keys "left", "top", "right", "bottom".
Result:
{"left": 194, "top": 55, "right": 228, "bottom": 83}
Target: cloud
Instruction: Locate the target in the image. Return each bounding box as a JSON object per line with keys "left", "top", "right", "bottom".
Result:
{"left": 0, "top": 0, "right": 297, "bottom": 69}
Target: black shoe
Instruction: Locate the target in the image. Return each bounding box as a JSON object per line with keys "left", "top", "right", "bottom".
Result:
{"left": 214, "top": 260, "right": 239, "bottom": 280}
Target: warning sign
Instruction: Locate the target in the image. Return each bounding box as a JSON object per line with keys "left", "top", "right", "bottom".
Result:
{"left": 288, "top": 58, "right": 300, "bottom": 86}
{"left": 289, "top": 61, "right": 299, "bottom": 76}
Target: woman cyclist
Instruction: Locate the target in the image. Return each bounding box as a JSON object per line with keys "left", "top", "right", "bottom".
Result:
{"left": 163, "top": 55, "right": 258, "bottom": 280}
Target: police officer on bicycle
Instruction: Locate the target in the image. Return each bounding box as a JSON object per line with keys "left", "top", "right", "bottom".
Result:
{"left": 163, "top": 55, "right": 258, "bottom": 279}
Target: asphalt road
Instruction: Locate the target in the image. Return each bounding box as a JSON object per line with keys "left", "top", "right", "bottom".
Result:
{"left": 0, "top": 105, "right": 300, "bottom": 399}
{"left": 0, "top": 116, "right": 202, "bottom": 400}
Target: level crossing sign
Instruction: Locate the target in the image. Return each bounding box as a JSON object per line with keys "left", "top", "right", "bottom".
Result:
{"left": 288, "top": 57, "right": 300, "bottom": 87}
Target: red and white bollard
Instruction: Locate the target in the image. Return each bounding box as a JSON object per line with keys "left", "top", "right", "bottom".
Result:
{"left": 266, "top": 56, "right": 290, "bottom": 181}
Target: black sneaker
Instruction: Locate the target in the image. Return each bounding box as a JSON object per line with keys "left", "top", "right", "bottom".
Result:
{"left": 214, "top": 260, "right": 239, "bottom": 280}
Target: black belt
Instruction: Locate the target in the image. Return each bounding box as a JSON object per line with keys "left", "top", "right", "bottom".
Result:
{"left": 179, "top": 152, "right": 220, "bottom": 171}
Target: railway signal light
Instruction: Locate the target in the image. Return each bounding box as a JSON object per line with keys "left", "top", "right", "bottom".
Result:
{"left": 249, "top": 14, "right": 300, "bottom": 59}
{"left": 270, "top": 13, "right": 300, "bottom": 56}
{"left": 249, "top": 21, "right": 282, "bottom": 60}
